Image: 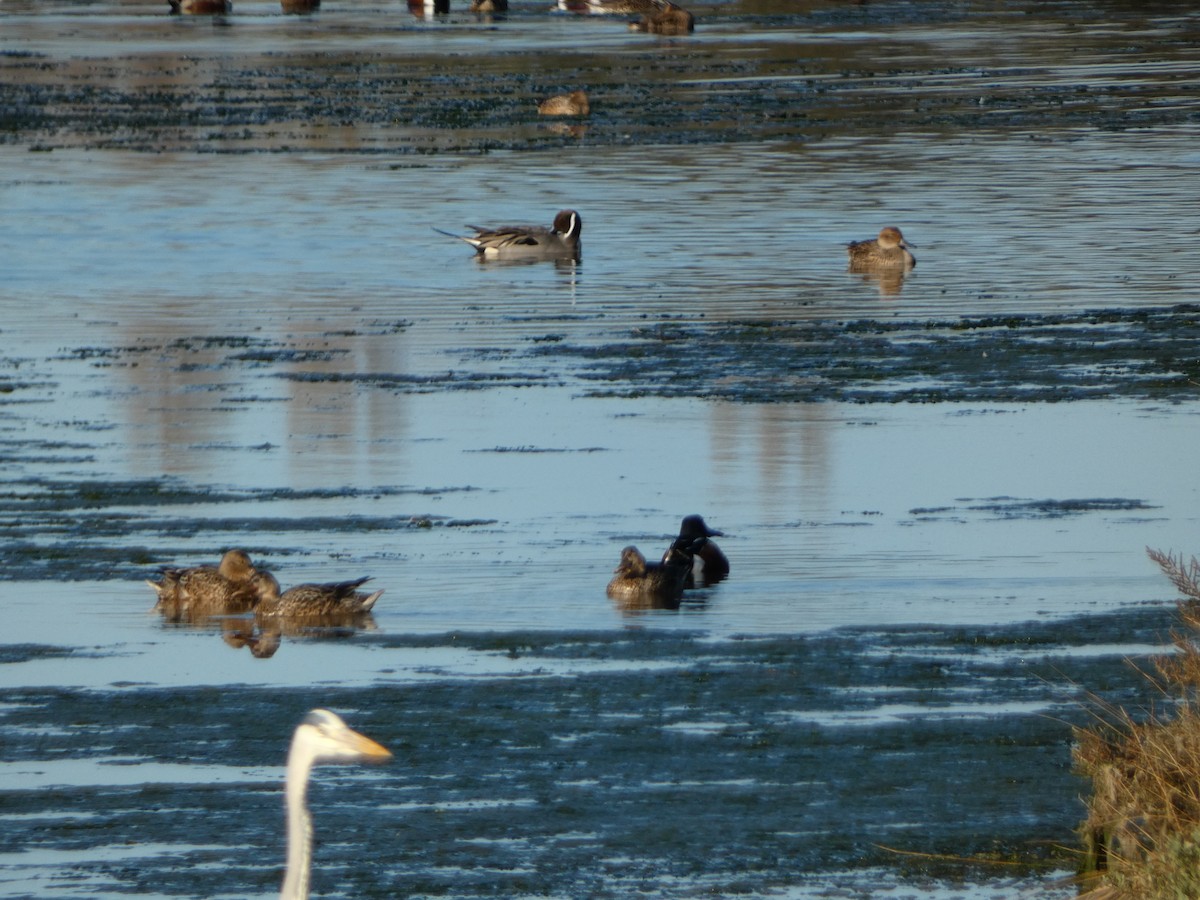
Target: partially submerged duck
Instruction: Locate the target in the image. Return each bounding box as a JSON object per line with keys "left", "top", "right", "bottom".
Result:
{"left": 148, "top": 549, "right": 261, "bottom": 620}
{"left": 538, "top": 90, "right": 590, "bottom": 117}
{"left": 606, "top": 536, "right": 702, "bottom": 608}
{"left": 846, "top": 226, "right": 916, "bottom": 270}
{"left": 439, "top": 210, "right": 582, "bottom": 262}
{"left": 252, "top": 571, "right": 383, "bottom": 619}
{"left": 674, "top": 514, "right": 729, "bottom": 585}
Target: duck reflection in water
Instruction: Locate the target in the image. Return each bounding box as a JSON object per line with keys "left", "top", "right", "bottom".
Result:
{"left": 221, "top": 615, "right": 373, "bottom": 659}
{"left": 606, "top": 535, "right": 705, "bottom": 610}
{"left": 852, "top": 266, "right": 908, "bottom": 299}
{"left": 147, "top": 549, "right": 262, "bottom": 624}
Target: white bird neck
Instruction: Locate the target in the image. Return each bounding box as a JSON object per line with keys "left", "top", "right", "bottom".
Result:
{"left": 281, "top": 739, "right": 315, "bottom": 900}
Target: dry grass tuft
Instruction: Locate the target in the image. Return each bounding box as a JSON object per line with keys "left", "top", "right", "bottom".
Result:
{"left": 1074, "top": 548, "right": 1200, "bottom": 898}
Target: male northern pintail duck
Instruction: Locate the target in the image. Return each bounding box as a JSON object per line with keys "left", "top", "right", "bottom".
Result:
{"left": 440, "top": 210, "right": 582, "bottom": 262}
{"left": 673, "top": 514, "right": 729, "bottom": 585}
{"left": 538, "top": 90, "right": 590, "bottom": 117}
{"left": 629, "top": 2, "right": 693, "bottom": 33}
{"left": 606, "top": 535, "right": 703, "bottom": 607}
{"left": 846, "top": 227, "right": 916, "bottom": 270}
{"left": 470, "top": 0, "right": 508, "bottom": 11}
{"left": 251, "top": 571, "right": 383, "bottom": 619}
{"left": 148, "top": 549, "right": 261, "bottom": 619}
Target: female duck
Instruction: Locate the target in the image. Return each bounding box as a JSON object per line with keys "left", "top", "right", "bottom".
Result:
{"left": 846, "top": 226, "right": 915, "bottom": 270}
{"left": 606, "top": 536, "right": 701, "bottom": 607}
{"left": 148, "top": 549, "right": 261, "bottom": 620}
{"left": 252, "top": 571, "right": 383, "bottom": 619}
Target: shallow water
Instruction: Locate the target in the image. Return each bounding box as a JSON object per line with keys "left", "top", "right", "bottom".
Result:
{"left": 3, "top": 0, "right": 1200, "bottom": 897}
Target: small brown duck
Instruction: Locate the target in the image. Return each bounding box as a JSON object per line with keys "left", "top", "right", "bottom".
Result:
{"left": 629, "top": 2, "right": 693, "bottom": 33}
{"left": 148, "top": 549, "right": 261, "bottom": 620}
{"left": 538, "top": 90, "right": 590, "bottom": 117}
{"left": 252, "top": 571, "right": 383, "bottom": 619}
{"left": 440, "top": 210, "right": 582, "bottom": 262}
{"left": 606, "top": 536, "right": 702, "bottom": 607}
{"left": 846, "top": 226, "right": 916, "bottom": 270}
{"left": 673, "top": 514, "right": 729, "bottom": 585}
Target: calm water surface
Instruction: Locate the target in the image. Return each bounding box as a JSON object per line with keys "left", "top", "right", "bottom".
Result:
{"left": 3, "top": 0, "right": 1200, "bottom": 897}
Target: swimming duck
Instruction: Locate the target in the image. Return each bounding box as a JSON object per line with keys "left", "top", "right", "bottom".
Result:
{"left": 167, "top": 0, "right": 231, "bottom": 13}
{"left": 470, "top": 0, "right": 507, "bottom": 11}
{"left": 606, "top": 535, "right": 702, "bottom": 607}
{"left": 252, "top": 571, "right": 383, "bottom": 619}
{"left": 280, "top": 0, "right": 319, "bottom": 12}
{"left": 674, "top": 514, "right": 729, "bottom": 585}
{"left": 629, "top": 2, "right": 693, "bottom": 33}
{"left": 440, "top": 210, "right": 582, "bottom": 262}
{"left": 538, "top": 90, "right": 590, "bottom": 117}
{"left": 558, "top": 0, "right": 666, "bottom": 12}
{"left": 846, "top": 227, "right": 916, "bottom": 270}
{"left": 148, "top": 549, "right": 261, "bottom": 620}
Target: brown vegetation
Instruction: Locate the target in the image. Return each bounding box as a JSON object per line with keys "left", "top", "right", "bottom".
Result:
{"left": 1074, "top": 549, "right": 1200, "bottom": 898}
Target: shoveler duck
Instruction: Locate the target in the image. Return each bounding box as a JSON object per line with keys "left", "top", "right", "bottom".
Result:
{"left": 148, "top": 549, "right": 261, "bottom": 621}
{"left": 846, "top": 227, "right": 916, "bottom": 270}
{"left": 252, "top": 571, "right": 383, "bottom": 619}
{"left": 673, "top": 514, "right": 729, "bottom": 585}
{"left": 440, "top": 210, "right": 582, "bottom": 262}
{"left": 538, "top": 90, "right": 590, "bottom": 117}
{"left": 606, "top": 535, "right": 702, "bottom": 608}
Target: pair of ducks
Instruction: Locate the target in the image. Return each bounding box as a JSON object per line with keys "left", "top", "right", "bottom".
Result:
{"left": 443, "top": 212, "right": 915, "bottom": 271}
{"left": 148, "top": 550, "right": 382, "bottom": 623}
{"left": 606, "top": 514, "right": 729, "bottom": 607}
